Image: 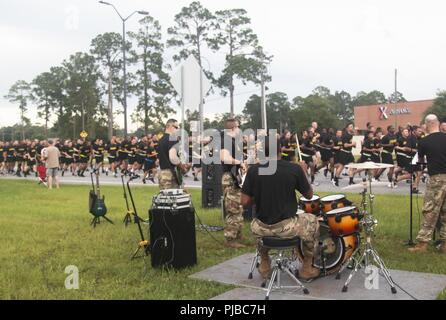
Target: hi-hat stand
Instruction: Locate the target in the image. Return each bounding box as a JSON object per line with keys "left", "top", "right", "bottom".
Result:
{"left": 340, "top": 172, "right": 397, "bottom": 294}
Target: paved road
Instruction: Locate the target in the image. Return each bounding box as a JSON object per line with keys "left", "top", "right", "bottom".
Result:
{"left": 1, "top": 169, "right": 425, "bottom": 196}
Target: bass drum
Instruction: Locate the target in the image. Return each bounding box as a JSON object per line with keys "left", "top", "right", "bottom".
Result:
{"left": 296, "top": 222, "right": 360, "bottom": 275}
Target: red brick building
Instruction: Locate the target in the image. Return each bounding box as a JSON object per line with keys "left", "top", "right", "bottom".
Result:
{"left": 354, "top": 99, "right": 434, "bottom": 130}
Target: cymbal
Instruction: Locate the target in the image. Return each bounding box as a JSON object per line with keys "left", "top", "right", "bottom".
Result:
{"left": 342, "top": 181, "right": 389, "bottom": 190}
{"left": 346, "top": 162, "right": 394, "bottom": 170}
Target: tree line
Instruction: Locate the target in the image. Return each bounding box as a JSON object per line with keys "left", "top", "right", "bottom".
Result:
{"left": 3, "top": 1, "right": 446, "bottom": 141}
{"left": 3, "top": 1, "right": 269, "bottom": 140}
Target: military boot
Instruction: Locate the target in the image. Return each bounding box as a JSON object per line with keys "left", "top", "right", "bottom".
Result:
{"left": 299, "top": 256, "right": 320, "bottom": 281}
{"left": 408, "top": 242, "right": 428, "bottom": 253}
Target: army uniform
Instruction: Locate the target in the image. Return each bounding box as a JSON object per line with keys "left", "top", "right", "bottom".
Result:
{"left": 157, "top": 133, "right": 180, "bottom": 190}
{"left": 251, "top": 213, "right": 320, "bottom": 257}
{"left": 416, "top": 174, "right": 446, "bottom": 243}
{"left": 158, "top": 169, "right": 179, "bottom": 190}
{"left": 222, "top": 172, "right": 244, "bottom": 241}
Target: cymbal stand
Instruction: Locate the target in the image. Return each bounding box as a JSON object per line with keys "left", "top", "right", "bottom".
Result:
{"left": 340, "top": 172, "right": 397, "bottom": 294}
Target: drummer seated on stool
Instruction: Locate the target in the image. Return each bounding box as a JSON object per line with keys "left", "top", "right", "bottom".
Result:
{"left": 241, "top": 136, "right": 321, "bottom": 281}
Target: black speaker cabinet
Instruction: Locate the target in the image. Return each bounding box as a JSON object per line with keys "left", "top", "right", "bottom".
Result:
{"left": 201, "top": 184, "right": 222, "bottom": 208}
{"left": 202, "top": 164, "right": 223, "bottom": 184}
{"left": 149, "top": 207, "right": 197, "bottom": 269}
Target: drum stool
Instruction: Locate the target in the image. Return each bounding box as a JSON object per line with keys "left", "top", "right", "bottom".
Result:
{"left": 251, "top": 236, "right": 310, "bottom": 300}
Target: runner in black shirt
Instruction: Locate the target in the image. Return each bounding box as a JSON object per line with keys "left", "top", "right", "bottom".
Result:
{"left": 6, "top": 142, "right": 16, "bottom": 173}
{"left": 77, "top": 141, "right": 91, "bottom": 177}
{"left": 106, "top": 137, "right": 119, "bottom": 177}
{"left": 0, "top": 141, "right": 5, "bottom": 174}
{"left": 332, "top": 130, "right": 344, "bottom": 187}
{"left": 393, "top": 127, "right": 420, "bottom": 190}
{"left": 15, "top": 141, "right": 27, "bottom": 176}
{"left": 334, "top": 124, "right": 357, "bottom": 186}
{"left": 280, "top": 131, "right": 293, "bottom": 162}
{"left": 381, "top": 125, "right": 397, "bottom": 185}
{"left": 143, "top": 139, "right": 158, "bottom": 184}
{"left": 300, "top": 129, "right": 318, "bottom": 186}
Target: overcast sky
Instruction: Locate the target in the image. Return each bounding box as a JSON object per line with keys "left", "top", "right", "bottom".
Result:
{"left": 1, "top": 0, "right": 445, "bottom": 130}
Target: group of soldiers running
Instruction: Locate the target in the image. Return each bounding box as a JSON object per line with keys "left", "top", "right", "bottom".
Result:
{"left": 0, "top": 135, "right": 161, "bottom": 183}
{"left": 279, "top": 121, "right": 441, "bottom": 192}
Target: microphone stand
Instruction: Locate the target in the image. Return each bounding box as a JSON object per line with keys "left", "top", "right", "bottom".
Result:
{"left": 406, "top": 127, "right": 416, "bottom": 246}
{"left": 127, "top": 174, "right": 150, "bottom": 262}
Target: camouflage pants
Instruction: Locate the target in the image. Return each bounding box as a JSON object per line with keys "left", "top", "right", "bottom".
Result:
{"left": 251, "top": 213, "right": 320, "bottom": 257}
{"left": 222, "top": 172, "right": 244, "bottom": 241}
{"left": 158, "top": 169, "right": 179, "bottom": 190}
{"left": 416, "top": 174, "right": 446, "bottom": 243}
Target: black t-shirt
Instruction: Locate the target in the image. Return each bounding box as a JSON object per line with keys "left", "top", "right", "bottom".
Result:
{"left": 221, "top": 132, "right": 243, "bottom": 172}
{"left": 138, "top": 142, "right": 147, "bottom": 156}
{"left": 7, "top": 147, "right": 15, "bottom": 156}
{"left": 107, "top": 143, "right": 118, "bottom": 157}
{"left": 333, "top": 137, "right": 343, "bottom": 154}
{"left": 342, "top": 132, "right": 354, "bottom": 151}
{"left": 398, "top": 136, "right": 417, "bottom": 157}
{"left": 361, "top": 138, "right": 372, "bottom": 155}
{"left": 302, "top": 137, "right": 316, "bottom": 156}
{"left": 242, "top": 160, "right": 311, "bottom": 225}
{"left": 418, "top": 132, "right": 446, "bottom": 176}
{"left": 382, "top": 134, "right": 397, "bottom": 153}
{"left": 16, "top": 144, "right": 27, "bottom": 156}
{"left": 323, "top": 134, "right": 334, "bottom": 149}
{"left": 280, "top": 137, "right": 291, "bottom": 161}
{"left": 157, "top": 134, "right": 178, "bottom": 171}
{"left": 80, "top": 144, "right": 90, "bottom": 157}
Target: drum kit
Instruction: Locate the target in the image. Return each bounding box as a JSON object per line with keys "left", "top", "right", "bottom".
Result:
{"left": 297, "top": 162, "right": 397, "bottom": 294}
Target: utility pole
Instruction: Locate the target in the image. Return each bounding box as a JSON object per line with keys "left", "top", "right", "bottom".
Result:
{"left": 99, "top": 1, "right": 148, "bottom": 138}
{"left": 199, "top": 67, "right": 204, "bottom": 137}
{"left": 260, "top": 76, "right": 267, "bottom": 130}
{"left": 108, "top": 70, "right": 114, "bottom": 140}
{"left": 81, "top": 101, "right": 85, "bottom": 132}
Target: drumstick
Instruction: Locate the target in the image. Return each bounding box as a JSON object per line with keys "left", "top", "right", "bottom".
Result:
{"left": 295, "top": 134, "right": 303, "bottom": 163}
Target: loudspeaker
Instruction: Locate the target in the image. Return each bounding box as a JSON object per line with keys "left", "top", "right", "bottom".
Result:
{"left": 202, "top": 184, "right": 223, "bottom": 208}
{"left": 201, "top": 164, "right": 223, "bottom": 208}
{"left": 149, "top": 207, "right": 197, "bottom": 269}
{"left": 202, "top": 163, "right": 224, "bottom": 184}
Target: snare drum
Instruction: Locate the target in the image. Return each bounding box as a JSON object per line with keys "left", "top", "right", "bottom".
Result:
{"left": 299, "top": 195, "right": 321, "bottom": 215}
{"left": 320, "top": 194, "right": 346, "bottom": 213}
{"left": 325, "top": 206, "right": 360, "bottom": 236}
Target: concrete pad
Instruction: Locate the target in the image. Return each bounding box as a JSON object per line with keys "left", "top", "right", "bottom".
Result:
{"left": 191, "top": 253, "right": 446, "bottom": 300}
{"left": 211, "top": 287, "right": 324, "bottom": 300}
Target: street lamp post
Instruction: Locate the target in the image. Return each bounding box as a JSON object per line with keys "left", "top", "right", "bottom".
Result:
{"left": 99, "top": 1, "right": 148, "bottom": 138}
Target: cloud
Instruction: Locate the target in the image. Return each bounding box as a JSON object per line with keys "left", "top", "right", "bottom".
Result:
{"left": 1, "top": 0, "right": 446, "bottom": 129}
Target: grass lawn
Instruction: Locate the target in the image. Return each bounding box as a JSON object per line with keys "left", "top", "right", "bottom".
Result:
{"left": 0, "top": 179, "right": 445, "bottom": 300}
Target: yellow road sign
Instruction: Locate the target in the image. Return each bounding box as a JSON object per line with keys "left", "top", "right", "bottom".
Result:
{"left": 80, "top": 131, "right": 88, "bottom": 139}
